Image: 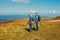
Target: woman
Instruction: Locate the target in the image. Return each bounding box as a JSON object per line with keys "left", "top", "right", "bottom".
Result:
{"left": 29, "top": 13, "right": 33, "bottom": 32}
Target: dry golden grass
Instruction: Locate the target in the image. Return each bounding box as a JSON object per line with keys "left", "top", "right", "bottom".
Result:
{"left": 0, "top": 19, "right": 60, "bottom": 40}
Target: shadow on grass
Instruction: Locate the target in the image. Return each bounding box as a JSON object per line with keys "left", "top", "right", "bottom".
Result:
{"left": 25, "top": 28, "right": 36, "bottom": 32}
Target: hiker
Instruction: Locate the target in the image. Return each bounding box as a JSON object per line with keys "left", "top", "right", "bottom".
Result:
{"left": 35, "top": 12, "right": 39, "bottom": 31}
{"left": 29, "top": 13, "right": 33, "bottom": 32}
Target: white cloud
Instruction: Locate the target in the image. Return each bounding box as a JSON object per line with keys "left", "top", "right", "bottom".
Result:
{"left": 29, "top": 10, "right": 38, "bottom": 13}
{"left": 52, "top": 10, "right": 56, "bottom": 13}
{"left": 49, "top": 11, "right": 52, "bottom": 13}
{"left": 11, "top": 0, "right": 30, "bottom": 3}
{"left": 0, "top": 9, "right": 58, "bottom": 15}
{"left": 48, "top": 9, "right": 56, "bottom": 13}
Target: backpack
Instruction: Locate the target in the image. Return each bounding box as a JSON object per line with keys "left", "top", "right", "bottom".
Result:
{"left": 38, "top": 15, "right": 41, "bottom": 22}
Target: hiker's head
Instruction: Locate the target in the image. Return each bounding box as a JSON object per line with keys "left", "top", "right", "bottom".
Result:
{"left": 35, "top": 12, "right": 38, "bottom": 15}
{"left": 29, "top": 13, "right": 32, "bottom": 17}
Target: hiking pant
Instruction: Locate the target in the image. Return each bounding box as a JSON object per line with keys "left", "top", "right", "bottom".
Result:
{"left": 30, "top": 23, "right": 33, "bottom": 31}
{"left": 36, "top": 22, "right": 38, "bottom": 30}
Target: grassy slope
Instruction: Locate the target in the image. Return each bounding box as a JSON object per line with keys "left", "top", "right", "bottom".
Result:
{"left": 0, "top": 19, "right": 60, "bottom": 40}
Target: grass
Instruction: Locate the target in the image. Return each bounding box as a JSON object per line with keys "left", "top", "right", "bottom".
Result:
{"left": 0, "top": 19, "right": 60, "bottom": 40}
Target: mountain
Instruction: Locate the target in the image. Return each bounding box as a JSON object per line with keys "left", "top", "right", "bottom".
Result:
{"left": 54, "top": 16, "right": 60, "bottom": 20}
{"left": 0, "top": 18, "right": 60, "bottom": 40}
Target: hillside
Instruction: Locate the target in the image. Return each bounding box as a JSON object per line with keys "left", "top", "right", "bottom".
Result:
{"left": 0, "top": 18, "right": 60, "bottom": 40}
{"left": 54, "top": 16, "right": 60, "bottom": 20}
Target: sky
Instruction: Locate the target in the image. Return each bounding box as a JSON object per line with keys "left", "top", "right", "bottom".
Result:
{"left": 0, "top": 0, "right": 60, "bottom": 15}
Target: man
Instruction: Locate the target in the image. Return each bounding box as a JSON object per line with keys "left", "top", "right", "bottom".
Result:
{"left": 35, "top": 12, "right": 39, "bottom": 31}
{"left": 29, "top": 13, "right": 33, "bottom": 32}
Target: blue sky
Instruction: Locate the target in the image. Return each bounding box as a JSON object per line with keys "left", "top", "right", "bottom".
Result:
{"left": 0, "top": 0, "right": 60, "bottom": 15}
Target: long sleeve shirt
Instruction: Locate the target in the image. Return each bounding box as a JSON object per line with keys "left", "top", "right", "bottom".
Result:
{"left": 29, "top": 16, "right": 32, "bottom": 24}
{"left": 35, "top": 15, "right": 38, "bottom": 22}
